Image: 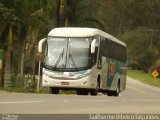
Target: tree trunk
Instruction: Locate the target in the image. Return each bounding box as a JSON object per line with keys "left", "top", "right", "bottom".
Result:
{"left": 20, "top": 46, "right": 25, "bottom": 77}
{"left": 56, "top": 0, "right": 68, "bottom": 27}
{"left": 56, "top": 0, "right": 61, "bottom": 27}
{"left": 4, "top": 25, "right": 13, "bottom": 87}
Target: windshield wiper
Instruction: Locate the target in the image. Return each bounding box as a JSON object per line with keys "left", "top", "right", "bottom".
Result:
{"left": 53, "top": 48, "right": 64, "bottom": 68}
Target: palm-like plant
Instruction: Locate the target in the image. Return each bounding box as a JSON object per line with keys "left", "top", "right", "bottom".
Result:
{"left": 0, "top": 0, "right": 56, "bottom": 86}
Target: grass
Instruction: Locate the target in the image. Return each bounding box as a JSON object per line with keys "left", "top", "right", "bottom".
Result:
{"left": 127, "top": 69, "right": 160, "bottom": 88}
{"left": 0, "top": 87, "right": 31, "bottom": 93}
{"left": 0, "top": 86, "right": 76, "bottom": 94}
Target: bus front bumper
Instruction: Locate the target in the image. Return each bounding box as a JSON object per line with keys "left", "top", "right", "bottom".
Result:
{"left": 42, "top": 75, "right": 96, "bottom": 89}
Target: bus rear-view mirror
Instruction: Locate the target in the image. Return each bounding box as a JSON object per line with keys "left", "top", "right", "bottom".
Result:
{"left": 38, "top": 38, "right": 46, "bottom": 60}
{"left": 38, "top": 38, "right": 47, "bottom": 53}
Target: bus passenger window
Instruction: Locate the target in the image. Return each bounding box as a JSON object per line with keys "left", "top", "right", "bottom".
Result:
{"left": 97, "top": 54, "right": 102, "bottom": 69}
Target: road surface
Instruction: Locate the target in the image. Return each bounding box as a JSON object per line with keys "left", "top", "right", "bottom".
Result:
{"left": 0, "top": 77, "right": 160, "bottom": 115}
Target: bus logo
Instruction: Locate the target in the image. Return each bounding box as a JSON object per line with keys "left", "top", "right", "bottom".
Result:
{"left": 109, "top": 63, "right": 116, "bottom": 76}
{"left": 69, "top": 64, "right": 73, "bottom": 68}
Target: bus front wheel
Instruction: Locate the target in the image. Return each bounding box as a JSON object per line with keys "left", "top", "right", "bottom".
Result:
{"left": 51, "top": 88, "right": 59, "bottom": 94}
{"left": 90, "top": 82, "right": 99, "bottom": 96}
{"left": 77, "top": 89, "right": 88, "bottom": 95}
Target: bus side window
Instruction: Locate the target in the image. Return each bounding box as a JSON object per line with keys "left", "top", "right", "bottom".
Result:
{"left": 97, "top": 54, "right": 102, "bottom": 69}
{"left": 91, "top": 46, "right": 98, "bottom": 66}
{"left": 97, "top": 36, "right": 104, "bottom": 69}
{"left": 97, "top": 57, "right": 102, "bottom": 69}
{"left": 42, "top": 40, "right": 47, "bottom": 61}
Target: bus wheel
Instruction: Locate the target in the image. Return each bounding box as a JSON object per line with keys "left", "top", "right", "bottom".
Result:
{"left": 107, "top": 91, "right": 113, "bottom": 96}
{"left": 51, "top": 88, "right": 59, "bottom": 94}
{"left": 77, "top": 89, "right": 88, "bottom": 95}
{"left": 90, "top": 82, "right": 99, "bottom": 96}
{"left": 113, "top": 81, "right": 120, "bottom": 97}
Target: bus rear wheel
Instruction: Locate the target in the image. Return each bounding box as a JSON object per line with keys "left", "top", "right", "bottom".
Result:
{"left": 113, "top": 81, "right": 120, "bottom": 96}
{"left": 107, "top": 81, "right": 120, "bottom": 97}
{"left": 51, "top": 88, "right": 59, "bottom": 94}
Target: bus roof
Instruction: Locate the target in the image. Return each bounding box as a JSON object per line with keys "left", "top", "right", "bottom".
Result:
{"left": 48, "top": 27, "right": 126, "bottom": 46}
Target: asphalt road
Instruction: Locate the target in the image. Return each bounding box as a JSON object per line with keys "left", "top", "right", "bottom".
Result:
{"left": 0, "top": 77, "right": 160, "bottom": 116}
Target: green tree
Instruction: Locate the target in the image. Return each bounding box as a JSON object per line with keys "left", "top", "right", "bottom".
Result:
{"left": 1, "top": 0, "right": 160, "bottom": 86}
{"left": 121, "top": 27, "right": 159, "bottom": 72}
{"left": 0, "top": 0, "right": 56, "bottom": 86}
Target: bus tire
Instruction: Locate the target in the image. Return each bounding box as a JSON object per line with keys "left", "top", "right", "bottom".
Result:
{"left": 51, "top": 88, "right": 59, "bottom": 94}
{"left": 90, "top": 89, "right": 98, "bottom": 96}
{"left": 113, "top": 80, "right": 120, "bottom": 97}
{"left": 107, "top": 91, "right": 113, "bottom": 96}
{"left": 77, "top": 89, "right": 88, "bottom": 95}
{"left": 90, "top": 82, "right": 99, "bottom": 96}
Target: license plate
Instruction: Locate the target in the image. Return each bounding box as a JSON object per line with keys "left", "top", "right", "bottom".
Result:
{"left": 61, "top": 82, "right": 69, "bottom": 85}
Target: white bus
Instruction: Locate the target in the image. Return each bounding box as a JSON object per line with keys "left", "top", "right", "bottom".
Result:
{"left": 38, "top": 27, "right": 127, "bottom": 96}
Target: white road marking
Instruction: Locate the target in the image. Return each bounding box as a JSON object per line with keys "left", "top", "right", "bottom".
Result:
{"left": 0, "top": 101, "right": 44, "bottom": 104}
{"left": 82, "top": 100, "right": 113, "bottom": 102}
{"left": 81, "top": 99, "right": 160, "bottom": 102}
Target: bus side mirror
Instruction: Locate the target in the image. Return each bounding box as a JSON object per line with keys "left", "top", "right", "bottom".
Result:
{"left": 38, "top": 38, "right": 46, "bottom": 60}
{"left": 91, "top": 39, "right": 97, "bottom": 53}
{"left": 38, "top": 38, "right": 46, "bottom": 53}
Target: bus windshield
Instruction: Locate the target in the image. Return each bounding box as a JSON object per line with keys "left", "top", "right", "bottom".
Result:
{"left": 44, "top": 37, "right": 93, "bottom": 71}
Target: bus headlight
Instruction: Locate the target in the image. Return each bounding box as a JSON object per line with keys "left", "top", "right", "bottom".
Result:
{"left": 43, "top": 71, "right": 54, "bottom": 78}
{"left": 78, "top": 73, "right": 90, "bottom": 78}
